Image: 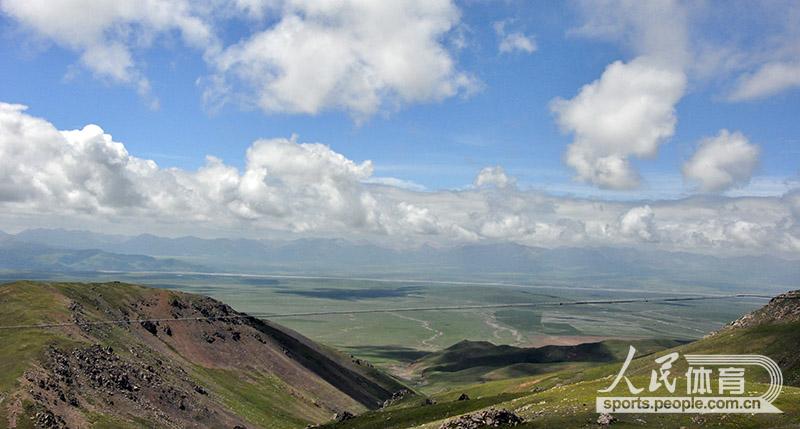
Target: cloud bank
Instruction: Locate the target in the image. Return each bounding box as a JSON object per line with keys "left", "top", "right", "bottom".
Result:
{"left": 1, "top": 103, "right": 798, "bottom": 255}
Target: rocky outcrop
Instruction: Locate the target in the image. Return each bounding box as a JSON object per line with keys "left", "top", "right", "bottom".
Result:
{"left": 724, "top": 290, "right": 800, "bottom": 330}
{"left": 381, "top": 389, "right": 411, "bottom": 408}
{"left": 333, "top": 411, "right": 355, "bottom": 422}
{"left": 439, "top": 408, "right": 524, "bottom": 428}
{"left": 24, "top": 344, "right": 218, "bottom": 428}
{"left": 597, "top": 412, "right": 617, "bottom": 426}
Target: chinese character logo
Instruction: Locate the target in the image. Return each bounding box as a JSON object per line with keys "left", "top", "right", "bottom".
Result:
{"left": 596, "top": 346, "right": 783, "bottom": 414}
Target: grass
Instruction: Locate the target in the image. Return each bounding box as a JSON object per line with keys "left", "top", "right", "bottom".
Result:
{"left": 193, "top": 367, "right": 325, "bottom": 429}
{"left": 0, "top": 282, "right": 76, "bottom": 392}
{"left": 318, "top": 393, "right": 526, "bottom": 429}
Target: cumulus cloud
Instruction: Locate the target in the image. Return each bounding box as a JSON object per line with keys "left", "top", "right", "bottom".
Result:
{"left": 551, "top": 57, "right": 686, "bottom": 189}
{"left": 206, "top": 0, "right": 477, "bottom": 119}
{"left": 494, "top": 21, "right": 536, "bottom": 54}
{"left": 0, "top": 102, "right": 380, "bottom": 233}
{"left": 683, "top": 130, "right": 760, "bottom": 192}
{"left": 474, "top": 166, "right": 515, "bottom": 189}
{"left": 1, "top": 0, "right": 474, "bottom": 118}
{"left": 556, "top": 1, "right": 691, "bottom": 191}
{"left": 1, "top": 102, "right": 798, "bottom": 255}
{"left": 0, "top": 0, "right": 213, "bottom": 104}
{"left": 0, "top": 103, "right": 152, "bottom": 211}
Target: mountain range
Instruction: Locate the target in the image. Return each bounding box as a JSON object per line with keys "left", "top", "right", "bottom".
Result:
{"left": 2, "top": 228, "right": 798, "bottom": 293}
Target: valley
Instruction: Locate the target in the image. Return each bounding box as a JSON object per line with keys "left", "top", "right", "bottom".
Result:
{"left": 0, "top": 271, "right": 769, "bottom": 391}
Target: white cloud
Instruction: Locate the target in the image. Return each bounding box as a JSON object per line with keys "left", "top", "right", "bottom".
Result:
{"left": 728, "top": 62, "right": 800, "bottom": 101}
{"left": 709, "top": 2, "right": 800, "bottom": 101}
{"left": 499, "top": 33, "right": 536, "bottom": 54}
{"left": 569, "top": 0, "right": 689, "bottom": 65}
{"left": 206, "top": 0, "right": 477, "bottom": 120}
{"left": 1, "top": 0, "right": 474, "bottom": 118}
{"left": 683, "top": 130, "right": 760, "bottom": 192}
{"left": 571, "top": 0, "right": 800, "bottom": 102}
{"left": 494, "top": 20, "right": 536, "bottom": 54}
{"left": 557, "top": 1, "right": 690, "bottom": 191}
{"left": 1, "top": 102, "right": 798, "bottom": 255}
{"left": 0, "top": 0, "right": 213, "bottom": 104}
{"left": 619, "top": 205, "right": 656, "bottom": 242}
{"left": 474, "top": 166, "right": 515, "bottom": 189}
{"left": 0, "top": 102, "right": 380, "bottom": 233}
{"left": 551, "top": 57, "right": 686, "bottom": 189}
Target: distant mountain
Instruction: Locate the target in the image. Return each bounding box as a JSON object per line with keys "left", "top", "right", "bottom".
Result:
{"left": 0, "top": 238, "right": 204, "bottom": 272}
{"left": 0, "top": 281, "right": 406, "bottom": 428}
{"left": 7, "top": 228, "right": 800, "bottom": 292}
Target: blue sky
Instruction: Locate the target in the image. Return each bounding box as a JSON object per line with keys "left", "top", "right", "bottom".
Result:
{"left": 0, "top": 0, "right": 798, "bottom": 255}
{"left": 1, "top": 1, "right": 796, "bottom": 196}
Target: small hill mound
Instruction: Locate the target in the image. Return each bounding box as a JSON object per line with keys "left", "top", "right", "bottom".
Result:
{"left": 410, "top": 339, "right": 684, "bottom": 376}
{"left": 413, "top": 340, "right": 617, "bottom": 374}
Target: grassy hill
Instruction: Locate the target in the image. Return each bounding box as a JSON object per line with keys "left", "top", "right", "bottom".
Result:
{"left": 321, "top": 290, "right": 800, "bottom": 429}
{"left": 403, "top": 338, "right": 685, "bottom": 394}
{"left": 0, "top": 281, "right": 408, "bottom": 428}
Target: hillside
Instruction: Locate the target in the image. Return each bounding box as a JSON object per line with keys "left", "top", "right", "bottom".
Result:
{"left": 320, "top": 290, "right": 800, "bottom": 429}
{"left": 0, "top": 281, "right": 406, "bottom": 428}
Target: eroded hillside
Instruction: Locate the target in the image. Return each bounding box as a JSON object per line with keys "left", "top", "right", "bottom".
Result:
{"left": 0, "top": 281, "right": 406, "bottom": 428}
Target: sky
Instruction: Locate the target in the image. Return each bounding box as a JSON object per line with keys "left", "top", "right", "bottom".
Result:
{"left": 0, "top": 0, "right": 799, "bottom": 256}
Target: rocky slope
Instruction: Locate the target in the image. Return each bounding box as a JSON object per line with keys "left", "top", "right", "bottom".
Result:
{"left": 0, "top": 281, "right": 406, "bottom": 428}
{"left": 723, "top": 290, "right": 800, "bottom": 330}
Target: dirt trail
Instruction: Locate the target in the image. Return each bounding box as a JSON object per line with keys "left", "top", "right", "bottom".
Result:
{"left": 389, "top": 313, "right": 443, "bottom": 350}
{"left": 480, "top": 311, "right": 524, "bottom": 345}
